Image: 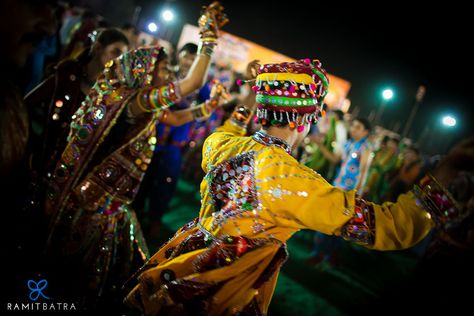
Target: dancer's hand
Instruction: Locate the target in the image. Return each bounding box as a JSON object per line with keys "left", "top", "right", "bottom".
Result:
{"left": 205, "top": 80, "right": 231, "bottom": 112}
{"left": 245, "top": 59, "right": 260, "bottom": 81}
{"left": 198, "top": 1, "right": 228, "bottom": 40}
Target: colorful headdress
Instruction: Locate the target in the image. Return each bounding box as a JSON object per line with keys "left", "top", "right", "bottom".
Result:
{"left": 252, "top": 58, "right": 329, "bottom": 131}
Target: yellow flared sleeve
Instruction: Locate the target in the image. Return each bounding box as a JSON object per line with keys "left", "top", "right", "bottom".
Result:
{"left": 259, "top": 152, "right": 434, "bottom": 251}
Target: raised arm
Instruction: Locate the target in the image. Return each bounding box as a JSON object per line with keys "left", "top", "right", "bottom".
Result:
{"left": 177, "top": 52, "right": 211, "bottom": 96}
{"left": 179, "top": 2, "right": 228, "bottom": 96}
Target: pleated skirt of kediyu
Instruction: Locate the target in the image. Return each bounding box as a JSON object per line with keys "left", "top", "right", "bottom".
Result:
{"left": 125, "top": 218, "right": 288, "bottom": 316}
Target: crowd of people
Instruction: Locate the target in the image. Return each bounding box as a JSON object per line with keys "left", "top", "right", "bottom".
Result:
{"left": 1, "top": 1, "right": 473, "bottom": 315}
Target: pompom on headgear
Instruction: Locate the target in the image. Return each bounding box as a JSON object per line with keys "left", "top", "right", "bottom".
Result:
{"left": 251, "top": 59, "right": 329, "bottom": 131}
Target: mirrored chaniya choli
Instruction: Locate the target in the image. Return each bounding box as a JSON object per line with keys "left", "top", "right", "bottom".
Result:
{"left": 207, "top": 151, "right": 265, "bottom": 234}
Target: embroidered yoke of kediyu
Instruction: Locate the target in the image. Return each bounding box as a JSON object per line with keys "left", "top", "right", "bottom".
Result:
{"left": 124, "top": 59, "right": 448, "bottom": 316}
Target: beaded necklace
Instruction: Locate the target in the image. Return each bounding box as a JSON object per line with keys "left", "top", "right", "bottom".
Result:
{"left": 252, "top": 131, "right": 292, "bottom": 155}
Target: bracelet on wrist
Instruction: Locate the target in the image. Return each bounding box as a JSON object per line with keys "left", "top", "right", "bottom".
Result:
{"left": 198, "top": 44, "right": 215, "bottom": 57}
{"left": 201, "top": 37, "right": 217, "bottom": 43}
{"left": 191, "top": 103, "right": 211, "bottom": 120}
{"left": 201, "top": 101, "right": 211, "bottom": 116}
{"left": 198, "top": 46, "right": 214, "bottom": 57}
{"left": 136, "top": 83, "right": 179, "bottom": 113}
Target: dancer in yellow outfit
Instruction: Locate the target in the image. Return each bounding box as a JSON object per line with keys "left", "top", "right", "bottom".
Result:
{"left": 125, "top": 58, "right": 464, "bottom": 315}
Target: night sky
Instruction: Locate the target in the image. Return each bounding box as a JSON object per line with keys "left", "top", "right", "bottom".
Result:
{"left": 96, "top": 0, "right": 473, "bottom": 154}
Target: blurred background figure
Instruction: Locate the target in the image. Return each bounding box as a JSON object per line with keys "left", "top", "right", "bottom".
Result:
{"left": 363, "top": 136, "right": 399, "bottom": 203}
{"left": 314, "top": 117, "right": 372, "bottom": 193}
{"left": 383, "top": 145, "right": 422, "bottom": 202}
{"left": 305, "top": 109, "right": 348, "bottom": 181}
{"left": 22, "top": 3, "right": 67, "bottom": 94}
{"left": 25, "top": 28, "right": 129, "bottom": 205}
{"left": 307, "top": 116, "right": 371, "bottom": 267}
{"left": 61, "top": 9, "right": 102, "bottom": 59}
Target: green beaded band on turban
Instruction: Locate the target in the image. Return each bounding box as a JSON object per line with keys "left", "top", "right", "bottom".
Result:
{"left": 256, "top": 95, "right": 318, "bottom": 107}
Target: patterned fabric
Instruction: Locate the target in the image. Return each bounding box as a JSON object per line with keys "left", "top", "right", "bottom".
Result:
{"left": 125, "top": 219, "right": 286, "bottom": 316}
{"left": 341, "top": 197, "right": 376, "bottom": 245}
{"left": 117, "top": 46, "right": 163, "bottom": 89}
{"left": 73, "top": 119, "right": 157, "bottom": 207}
{"left": 252, "top": 131, "right": 292, "bottom": 155}
{"left": 47, "top": 47, "right": 166, "bottom": 216}
{"left": 208, "top": 152, "right": 259, "bottom": 230}
{"left": 332, "top": 137, "right": 370, "bottom": 191}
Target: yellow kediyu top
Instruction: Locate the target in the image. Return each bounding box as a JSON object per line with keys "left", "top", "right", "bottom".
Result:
{"left": 125, "top": 115, "right": 434, "bottom": 316}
